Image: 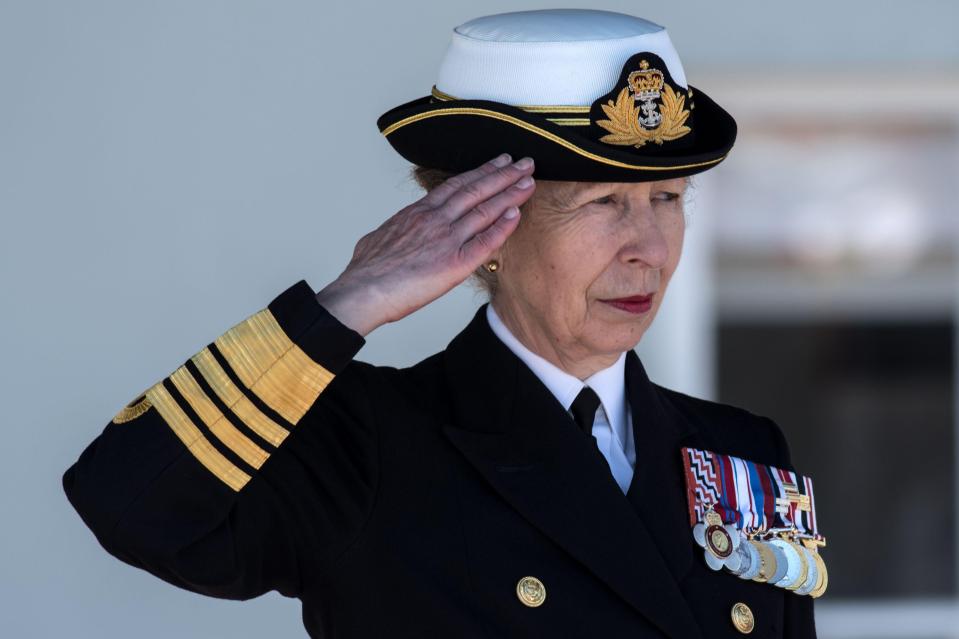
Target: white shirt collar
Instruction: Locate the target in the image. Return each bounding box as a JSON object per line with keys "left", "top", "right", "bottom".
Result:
{"left": 485, "top": 302, "right": 629, "bottom": 450}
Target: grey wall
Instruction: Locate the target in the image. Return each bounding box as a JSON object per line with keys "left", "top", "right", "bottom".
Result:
{"left": 3, "top": 1, "right": 957, "bottom": 636}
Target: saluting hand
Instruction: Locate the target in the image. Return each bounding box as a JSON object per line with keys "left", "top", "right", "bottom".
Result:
{"left": 315, "top": 154, "right": 536, "bottom": 337}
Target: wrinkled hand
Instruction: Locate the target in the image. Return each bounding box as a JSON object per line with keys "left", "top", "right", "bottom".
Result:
{"left": 315, "top": 154, "right": 536, "bottom": 336}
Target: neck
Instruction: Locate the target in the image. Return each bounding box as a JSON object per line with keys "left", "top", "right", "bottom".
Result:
{"left": 490, "top": 296, "right": 620, "bottom": 380}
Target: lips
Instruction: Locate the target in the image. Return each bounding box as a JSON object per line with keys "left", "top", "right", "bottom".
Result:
{"left": 600, "top": 293, "right": 654, "bottom": 314}
{"left": 601, "top": 294, "right": 653, "bottom": 303}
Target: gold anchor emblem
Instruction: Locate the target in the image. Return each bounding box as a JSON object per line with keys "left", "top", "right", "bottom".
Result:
{"left": 595, "top": 59, "right": 692, "bottom": 148}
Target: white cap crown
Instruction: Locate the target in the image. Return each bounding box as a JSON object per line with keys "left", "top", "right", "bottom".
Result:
{"left": 435, "top": 9, "right": 688, "bottom": 106}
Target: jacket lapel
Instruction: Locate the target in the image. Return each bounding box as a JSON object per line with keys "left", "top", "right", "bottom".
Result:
{"left": 623, "top": 350, "right": 699, "bottom": 583}
{"left": 441, "top": 304, "right": 703, "bottom": 639}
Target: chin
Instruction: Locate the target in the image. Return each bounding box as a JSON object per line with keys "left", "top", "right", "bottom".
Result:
{"left": 590, "top": 327, "right": 647, "bottom": 355}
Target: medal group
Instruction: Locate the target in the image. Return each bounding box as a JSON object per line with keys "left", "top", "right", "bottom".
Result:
{"left": 681, "top": 447, "right": 828, "bottom": 598}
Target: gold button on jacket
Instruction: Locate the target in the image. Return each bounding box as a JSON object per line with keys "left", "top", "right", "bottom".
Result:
{"left": 516, "top": 576, "right": 547, "bottom": 607}
{"left": 731, "top": 602, "right": 755, "bottom": 634}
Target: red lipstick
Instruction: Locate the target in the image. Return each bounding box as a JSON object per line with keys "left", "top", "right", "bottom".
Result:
{"left": 600, "top": 294, "right": 654, "bottom": 314}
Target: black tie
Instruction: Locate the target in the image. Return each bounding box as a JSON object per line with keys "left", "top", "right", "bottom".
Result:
{"left": 569, "top": 385, "right": 602, "bottom": 437}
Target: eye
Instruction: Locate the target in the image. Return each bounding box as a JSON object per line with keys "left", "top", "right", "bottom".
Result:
{"left": 590, "top": 194, "right": 615, "bottom": 206}
{"left": 652, "top": 191, "right": 681, "bottom": 203}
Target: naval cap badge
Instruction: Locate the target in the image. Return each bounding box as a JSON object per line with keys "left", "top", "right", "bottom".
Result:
{"left": 589, "top": 52, "right": 693, "bottom": 149}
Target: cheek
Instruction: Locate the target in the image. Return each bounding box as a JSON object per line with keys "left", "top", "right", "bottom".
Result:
{"left": 511, "top": 210, "right": 623, "bottom": 298}
{"left": 539, "top": 247, "right": 586, "bottom": 291}
{"left": 535, "top": 220, "right": 619, "bottom": 289}
{"left": 503, "top": 227, "right": 573, "bottom": 296}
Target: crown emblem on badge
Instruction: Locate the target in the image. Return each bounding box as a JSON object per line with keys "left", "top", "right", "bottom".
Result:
{"left": 595, "top": 58, "right": 692, "bottom": 148}
{"left": 627, "top": 60, "right": 666, "bottom": 128}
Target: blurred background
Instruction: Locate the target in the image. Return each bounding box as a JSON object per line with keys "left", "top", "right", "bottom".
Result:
{"left": 2, "top": 1, "right": 957, "bottom": 637}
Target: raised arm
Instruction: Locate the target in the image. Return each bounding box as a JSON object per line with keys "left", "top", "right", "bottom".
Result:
{"left": 62, "top": 153, "right": 536, "bottom": 602}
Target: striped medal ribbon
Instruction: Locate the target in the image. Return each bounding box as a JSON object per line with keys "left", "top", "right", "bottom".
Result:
{"left": 680, "top": 446, "right": 828, "bottom": 597}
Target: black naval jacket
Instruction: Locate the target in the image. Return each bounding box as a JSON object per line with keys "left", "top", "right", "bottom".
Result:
{"left": 63, "top": 279, "right": 817, "bottom": 638}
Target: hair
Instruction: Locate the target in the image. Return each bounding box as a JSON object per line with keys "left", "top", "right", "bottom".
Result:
{"left": 408, "top": 165, "right": 697, "bottom": 300}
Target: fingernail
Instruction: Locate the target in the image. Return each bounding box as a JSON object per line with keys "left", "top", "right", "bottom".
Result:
{"left": 514, "top": 157, "right": 533, "bottom": 169}
{"left": 504, "top": 206, "right": 519, "bottom": 219}
{"left": 492, "top": 153, "right": 512, "bottom": 167}
{"left": 515, "top": 176, "right": 534, "bottom": 189}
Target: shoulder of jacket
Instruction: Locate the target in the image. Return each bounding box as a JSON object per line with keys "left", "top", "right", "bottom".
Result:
{"left": 328, "top": 350, "right": 448, "bottom": 417}
{"left": 390, "top": 351, "right": 448, "bottom": 403}
{"left": 654, "top": 384, "right": 769, "bottom": 427}
{"left": 341, "top": 349, "right": 444, "bottom": 387}
{"left": 654, "top": 384, "right": 794, "bottom": 470}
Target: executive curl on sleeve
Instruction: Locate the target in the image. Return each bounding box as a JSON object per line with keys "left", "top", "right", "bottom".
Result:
{"left": 62, "top": 279, "right": 375, "bottom": 600}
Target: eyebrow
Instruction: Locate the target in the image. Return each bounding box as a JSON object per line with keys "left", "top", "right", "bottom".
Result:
{"left": 548, "top": 178, "right": 689, "bottom": 210}
{"left": 548, "top": 183, "right": 607, "bottom": 209}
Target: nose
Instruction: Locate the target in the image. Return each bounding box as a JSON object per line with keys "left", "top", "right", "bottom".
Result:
{"left": 620, "top": 198, "right": 669, "bottom": 269}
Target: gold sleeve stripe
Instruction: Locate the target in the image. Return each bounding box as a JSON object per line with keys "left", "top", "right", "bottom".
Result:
{"left": 214, "top": 308, "right": 335, "bottom": 425}
{"left": 169, "top": 366, "right": 270, "bottom": 470}
{"left": 144, "top": 382, "right": 251, "bottom": 492}
{"left": 190, "top": 347, "right": 290, "bottom": 448}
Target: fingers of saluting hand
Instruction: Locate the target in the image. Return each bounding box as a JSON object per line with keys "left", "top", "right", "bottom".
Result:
{"left": 432, "top": 154, "right": 534, "bottom": 266}
{"left": 436, "top": 156, "right": 535, "bottom": 225}
{"left": 457, "top": 194, "right": 525, "bottom": 266}
{"left": 320, "top": 154, "right": 534, "bottom": 330}
{"left": 420, "top": 153, "right": 514, "bottom": 208}
{"left": 453, "top": 182, "right": 535, "bottom": 262}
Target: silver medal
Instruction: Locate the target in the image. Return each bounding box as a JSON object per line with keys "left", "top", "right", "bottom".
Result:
{"left": 693, "top": 523, "right": 726, "bottom": 571}
{"left": 769, "top": 538, "right": 803, "bottom": 589}
{"left": 692, "top": 522, "right": 706, "bottom": 547}
{"left": 721, "top": 528, "right": 745, "bottom": 572}
{"left": 726, "top": 525, "right": 742, "bottom": 550}
{"left": 727, "top": 541, "right": 750, "bottom": 576}
{"left": 737, "top": 540, "right": 761, "bottom": 580}
{"left": 723, "top": 547, "right": 742, "bottom": 572}
{"left": 766, "top": 541, "right": 789, "bottom": 585}
{"left": 704, "top": 549, "right": 724, "bottom": 571}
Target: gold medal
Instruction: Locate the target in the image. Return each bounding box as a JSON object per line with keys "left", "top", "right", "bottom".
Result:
{"left": 706, "top": 524, "right": 734, "bottom": 559}
{"left": 800, "top": 537, "right": 828, "bottom": 598}
{"left": 749, "top": 539, "right": 777, "bottom": 584}
{"left": 810, "top": 561, "right": 828, "bottom": 598}
{"left": 805, "top": 546, "right": 828, "bottom": 598}
{"left": 701, "top": 505, "right": 736, "bottom": 561}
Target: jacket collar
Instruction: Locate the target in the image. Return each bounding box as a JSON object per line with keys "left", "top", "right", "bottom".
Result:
{"left": 442, "top": 303, "right": 705, "bottom": 639}
{"left": 485, "top": 302, "right": 630, "bottom": 451}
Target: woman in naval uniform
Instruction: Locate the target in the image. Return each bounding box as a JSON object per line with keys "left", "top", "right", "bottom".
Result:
{"left": 63, "top": 9, "right": 824, "bottom": 639}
